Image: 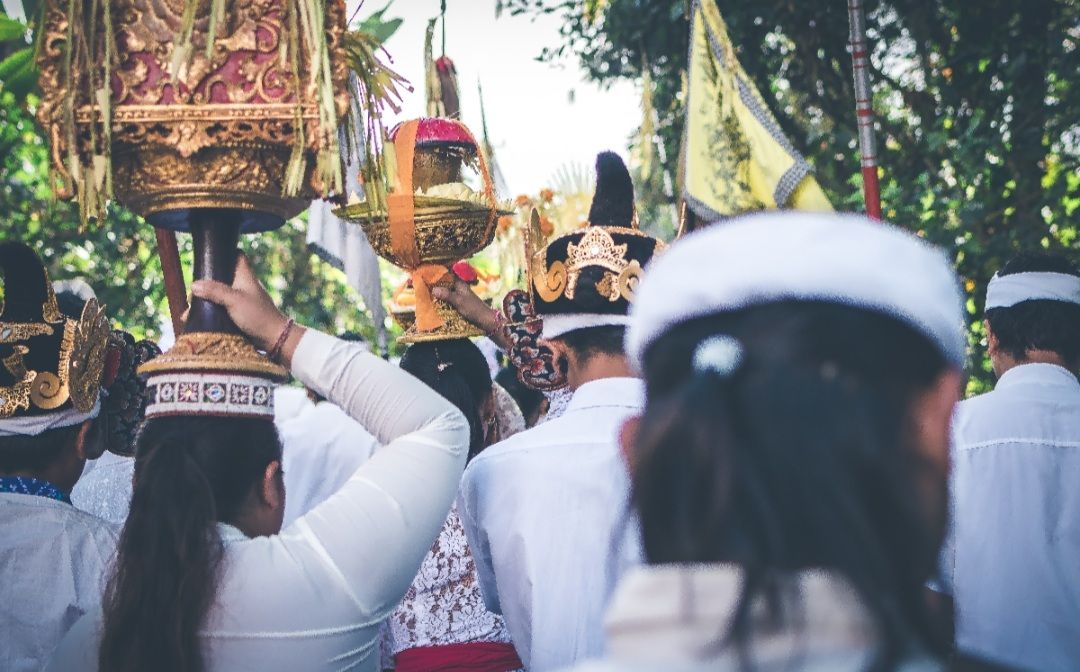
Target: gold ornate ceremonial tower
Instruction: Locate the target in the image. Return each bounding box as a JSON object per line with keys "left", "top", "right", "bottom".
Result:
{"left": 37, "top": 0, "right": 350, "bottom": 417}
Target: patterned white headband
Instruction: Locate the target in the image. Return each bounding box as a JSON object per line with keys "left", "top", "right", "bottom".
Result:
{"left": 985, "top": 271, "right": 1080, "bottom": 310}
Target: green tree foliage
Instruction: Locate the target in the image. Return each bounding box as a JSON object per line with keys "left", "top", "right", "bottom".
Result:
{"left": 497, "top": 0, "right": 1079, "bottom": 390}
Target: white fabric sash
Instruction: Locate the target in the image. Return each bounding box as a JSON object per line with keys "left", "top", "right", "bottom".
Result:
{"left": 985, "top": 271, "right": 1080, "bottom": 309}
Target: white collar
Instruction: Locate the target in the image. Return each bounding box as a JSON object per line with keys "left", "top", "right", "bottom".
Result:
{"left": 216, "top": 522, "right": 250, "bottom": 544}
{"left": 603, "top": 564, "right": 879, "bottom": 667}
{"left": 565, "top": 377, "right": 645, "bottom": 414}
{"left": 996, "top": 363, "right": 1080, "bottom": 391}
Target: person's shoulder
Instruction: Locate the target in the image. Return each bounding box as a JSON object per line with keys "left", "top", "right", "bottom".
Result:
{"left": 62, "top": 505, "right": 121, "bottom": 549}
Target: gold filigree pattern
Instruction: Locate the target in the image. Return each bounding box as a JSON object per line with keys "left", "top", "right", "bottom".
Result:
{"left": 0, "top": 323, "right": 55, "bottom": 343}
{"left": 0, "top": 347, "right": 34, "bottom": 419}
{"left": 566, "top": 227, "right": 630, "bottom": 276}
{"left": 42, "top": 282, "right": 63, "bottom": 323}
{"left": 356, "top": 207, "right": 501, "bottom": 268}
{"left": 69, "top": 300, "right": 110, "bottom": 412}
{"left": 139, "top": 332, "right": 288, "bottom": 380}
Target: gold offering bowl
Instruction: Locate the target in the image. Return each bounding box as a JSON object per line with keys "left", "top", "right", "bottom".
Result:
{"left": 336, "top": 197, "right": 508, "bottom": 343}
{"left": 338, "top": 199, "right": 501, "bottom": 267}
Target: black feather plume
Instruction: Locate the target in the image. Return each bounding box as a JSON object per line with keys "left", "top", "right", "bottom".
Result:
{"left": 0, "top": 242, "right": 50, "bottom": 322}
{"left": 587, "top": 151, "right": 635, "bottom": 227}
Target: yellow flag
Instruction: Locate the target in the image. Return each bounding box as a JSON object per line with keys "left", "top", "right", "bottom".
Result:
{"left": 682, "top": 0, "right": 832, "bottom": 222}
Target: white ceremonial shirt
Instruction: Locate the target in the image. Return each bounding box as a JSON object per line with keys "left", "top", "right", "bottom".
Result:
{"left": 71, "top": 451, "right": 135, "bottom": 524}
{"left": 0, "top": 493, "right": 118, "bottom": 672}
{"left": 459, "top": 377, "right": 644, "bottom": 671}
{"left": 277, "top": 398, "right": 379, "bottom": 526}
{"left": 561, "top": 565, "right": 941, "bottom": 672}
{"left": 47, "top": 330, "right": 469, "bottom": 672}
{"left": 943, "top": 363, "right": 1080, "bottom": 671}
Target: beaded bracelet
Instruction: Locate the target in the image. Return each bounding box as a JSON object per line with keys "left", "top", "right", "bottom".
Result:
{"left": 268, "top": 318, "right": 295, "bottom": 362}
{"left": 488, "top": 308, "right": 507, "bottom": 337}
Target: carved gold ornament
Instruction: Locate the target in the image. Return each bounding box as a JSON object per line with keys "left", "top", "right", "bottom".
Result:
{"left": 42, "top": 283, "right": 63, "bottom": 323}
{"left": 139, "top": 332, "right": 288, "bottom": 381}
{"left": 566, "top": 227, "right": 630, "bottom": 277}
{"left": 36, "top": 0, "right": 350, "bottom": 219}
{"left": 616, "top": 260, "right": 644, "bottom": 302}
{"left": 534, "top": 260, "right": 568, "bottom": 303}
{"left": 68, "top": 300, "right": 110, "bottom": 412}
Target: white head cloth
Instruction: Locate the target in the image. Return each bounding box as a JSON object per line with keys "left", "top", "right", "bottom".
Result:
{"left": 984, "top": 271, "right": 1080, "bottom": 309}
{"left": 541, "top": 313, "right": 632, "bottom": 340}
{"left": 626, "top": 212, "right": 966, "bottom": 371}
{"left": 0, "top": 397, "right": 101, "bottom": 437}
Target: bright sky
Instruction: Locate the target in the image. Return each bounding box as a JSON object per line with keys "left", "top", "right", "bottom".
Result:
{"left": 364, "top": 0, "right": 641, "bottom": 196}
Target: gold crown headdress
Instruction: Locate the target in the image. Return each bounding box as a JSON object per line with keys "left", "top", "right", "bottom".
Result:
{"left": 0, "top": 243, "right": 110, "bottom": 420}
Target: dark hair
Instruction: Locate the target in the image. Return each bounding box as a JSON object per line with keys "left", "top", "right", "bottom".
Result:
{"left": 495, "top": 365, "right": 546, "bottom": 425}
{"left": 633, "top": 301, "right": 952, "bottom": 670}
{"left": 100, "top": 417, "right": 282, "bottom": 672}
{"left": 554, "top": 323, "right": 626, "bottom": 362}
{"left": 400, "top": 339, "right": 492, "bottom": 459}
{"left": 0, "top": 423, "right": 83, "bottom": 472}
{"left": 985, "top": 252, "right": 1080, "bottom": 365}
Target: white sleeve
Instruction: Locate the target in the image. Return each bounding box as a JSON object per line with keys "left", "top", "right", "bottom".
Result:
{"left": 458, "top": 459, "right": 502, "bottom": 614}
{"left": 286, "top": 329, "right": 469, "bottom": 611}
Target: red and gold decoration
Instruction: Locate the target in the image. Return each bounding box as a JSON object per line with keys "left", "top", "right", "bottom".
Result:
{"left": 36, "top": 0, "right": 350, "bottom": 223}
{"left": 336, "top": 117, "right": 510, "bottom": 344}
{"left": 34, "top": 0, "right": 404, "bottom": 418}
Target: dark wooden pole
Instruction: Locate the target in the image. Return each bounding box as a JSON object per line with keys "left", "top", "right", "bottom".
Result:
{"left": 184, "top": 209, "right": 242, "bottom": 334}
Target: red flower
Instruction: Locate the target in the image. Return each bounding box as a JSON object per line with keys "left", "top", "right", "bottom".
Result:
{"left": 452, "top": 261, "right": 479, "bottom": 284}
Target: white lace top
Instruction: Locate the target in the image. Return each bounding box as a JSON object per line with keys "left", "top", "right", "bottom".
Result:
{"left": 380, "top": 387, "right": 528, "bottom": 668}
{"left": 383, "top": 503, "right": 514, "bottom": 657}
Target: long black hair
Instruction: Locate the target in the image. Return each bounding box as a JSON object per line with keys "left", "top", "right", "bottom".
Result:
{"left": 632, "top": 301, "right": 952, "bottom": 671}
{"left": 400, "top": 339, "right": 492, "bottom": 459}
{"left": 99, "top": 416, "right": 283, "bottom": 672}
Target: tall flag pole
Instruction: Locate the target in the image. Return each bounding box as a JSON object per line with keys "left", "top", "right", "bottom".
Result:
{"left": 846, "top": 0, "right": 882, "bottom": 220}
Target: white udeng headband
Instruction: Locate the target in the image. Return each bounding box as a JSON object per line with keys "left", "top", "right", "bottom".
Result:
{"left": 0, "top": 397, "right": 102, "bottom": 438}
{"left": 985, "top": 271, "right": 1080, "bottom": 309}
{"left": 541, "top": 313, "right": 632, "bottom": 340}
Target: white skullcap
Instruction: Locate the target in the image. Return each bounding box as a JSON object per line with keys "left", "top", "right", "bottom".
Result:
{"left": 626, "top": 212, "right": 966, "bottom": 370}
{"left": 985, "top": 271, "right": 1080, "bottom": 309}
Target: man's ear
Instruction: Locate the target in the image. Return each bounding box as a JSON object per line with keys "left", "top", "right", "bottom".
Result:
{"left": 261, "top": 460, "right": 284, "bottom": 509}
{"left": 618, "top": 415, "right": 641, "bottom": 473}
{"left": 74, "top": 420, "right": 103, "bottom": 461}
{"left": 910, "top": 369, "right": 964, "bottom": 474}
{"left": 984, "top": 319, "right": 999, "bottom": 357}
